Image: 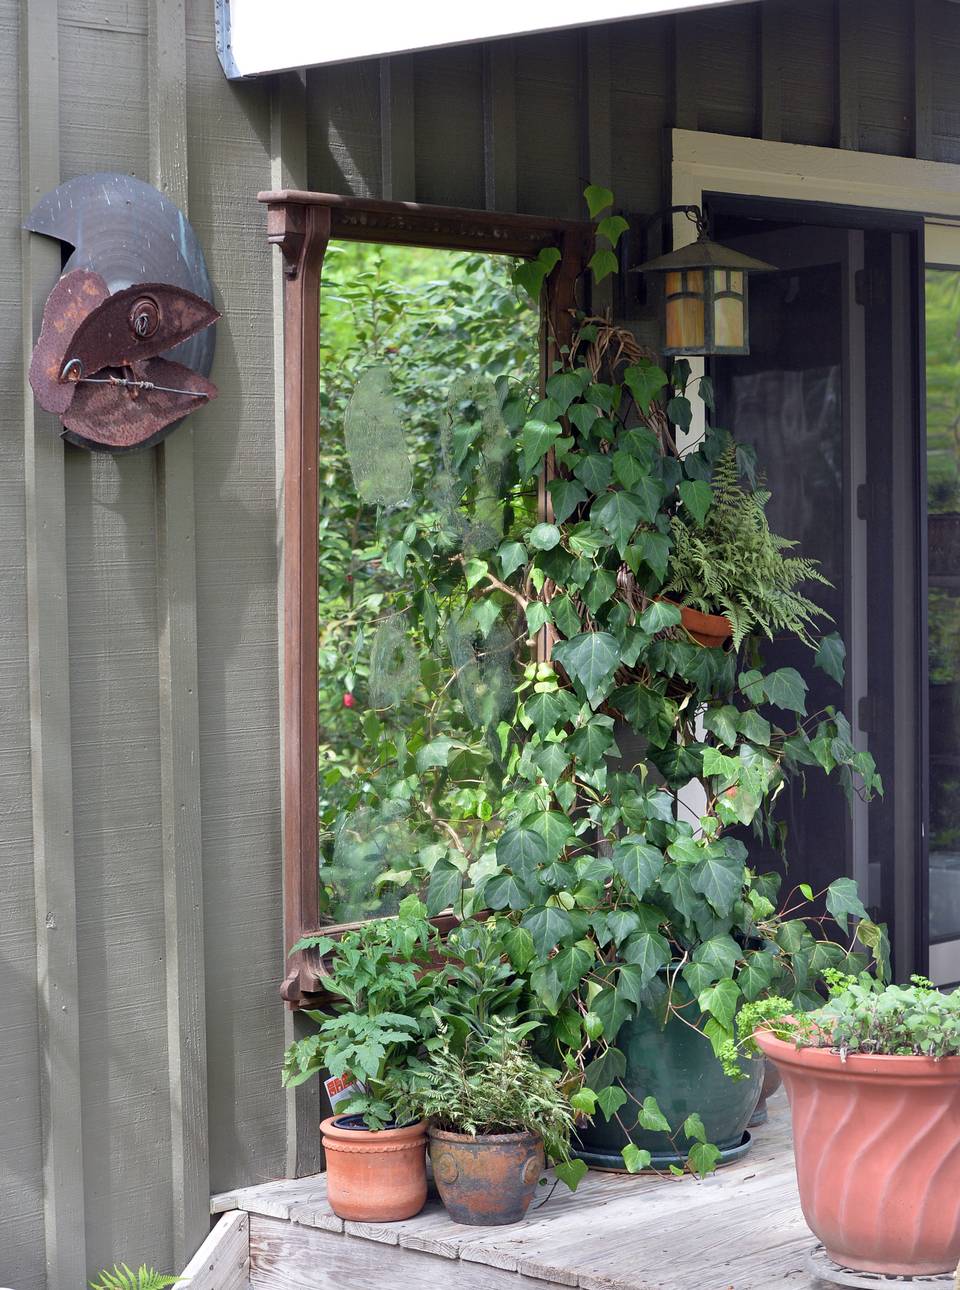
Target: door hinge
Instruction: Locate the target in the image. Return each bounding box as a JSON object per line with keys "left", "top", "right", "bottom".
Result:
{"left": 854, "top": 267, "right": 887, "bottom": 309}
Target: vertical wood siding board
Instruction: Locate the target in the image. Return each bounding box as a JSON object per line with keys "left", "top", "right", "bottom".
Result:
{"left": 149, "top": 0, "right": 210, "bottom": 1267}
{"left": 268, "top": 74, "right": 322, "bottom": 1180}
{"left": 759, "top": 0, "right": 784, "bottom": 141}
{"left": 482, "top": 39, "right": 517, "bottom": 212}
{"left": 19, "top": 0, "right": 89, "bottom": 1283}
{"left": 778, "top": 0, "right": 836, "bottom": 148}
{"left": 692, "top": 6, "right": 758, "bottom": 138}
{"left": 515, "top": 31, "right": 581, "bottom": 217}
{"left": 913, "top": 0, "right": 934, "bottom": 157}
{"left": 583, "top": 27, "right": 613, "bottom": 316}
{"left": 0, "top": 2, "right": 46, "bottom": 1285}
{"left": 671, "top": 12, "right": 698, "bottom": 132}
{"left": 380, "top": 54, "right": 416, "bottom": 202}
{"left": 185, "top": 17, "right": 285, "bottom": 1196}
{"left": 414, "top": 46, "right": 484, "bottom": 209}
{"left": 305, "top": 63, "right": 381, "bottom": 197}
{"left": 836, "top": 0, "right": 860, "bottom": 151}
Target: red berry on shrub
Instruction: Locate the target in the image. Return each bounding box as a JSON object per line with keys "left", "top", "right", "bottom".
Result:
{"left": 342, "top": 693, "right": 355, "bottom": 708}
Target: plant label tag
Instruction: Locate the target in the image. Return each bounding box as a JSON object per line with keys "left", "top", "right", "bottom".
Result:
{"left": 324, "top": 1072, "right": 363, "bottom": 1109}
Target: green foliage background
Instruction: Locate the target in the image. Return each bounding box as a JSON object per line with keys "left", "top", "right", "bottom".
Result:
{"left": 317, "top": 243, "right": 538, "bottom": 918}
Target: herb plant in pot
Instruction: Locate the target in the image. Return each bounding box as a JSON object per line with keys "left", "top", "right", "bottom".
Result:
{"left": 282, "top": 897, "right": 439, "bottom": 1223}
{"left": 749, "top": 974, "right": 960, "bottom": 1276}
{"left": 402, "top": 1017, "right": 575, "bottom": 1225}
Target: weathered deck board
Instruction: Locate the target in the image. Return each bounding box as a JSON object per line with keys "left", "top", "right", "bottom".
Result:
{"left": 213, "top": 1098, "right": 825, "bottom": 1290}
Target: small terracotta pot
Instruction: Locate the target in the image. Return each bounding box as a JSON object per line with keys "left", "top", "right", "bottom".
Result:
{"left": 320, "top": 1116, "right": 427, "bottom": 1222}
{"left": 673, "top": 600, "right": 732, "bottom": 648}
{"left": 756, "top": 1030, "right": 960, "bottom": 1275}
{"left": 428, "top": 1128, "right": 544, "bottom": 1225}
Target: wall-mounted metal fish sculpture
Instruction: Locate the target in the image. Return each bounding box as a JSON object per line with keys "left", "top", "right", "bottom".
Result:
{"left": 24, "top": 173, "right": 220, "bottom": 452}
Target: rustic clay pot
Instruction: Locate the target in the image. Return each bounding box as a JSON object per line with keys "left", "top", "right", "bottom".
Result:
{"left": 756, "top": 1030, "right": 960, "bottom": 1275}
{"left": 428, "top": 1128, "right": 544, "bottom": 1225}
{"left": 320, "top": 1116, "right": 427, "bottom": 1222}
{"left": 748, "top": 1056, "right": 783, "bottom": 1127}
{"left": 674, "top": 601, "right": 732, "bottom": 648}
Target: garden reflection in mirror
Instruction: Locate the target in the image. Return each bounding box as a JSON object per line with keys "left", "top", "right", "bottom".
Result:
{"left": 318, "top": 242, "right": 539, "bottom": 922}
{"left": 343, "top": 366, "right": 413, "bottom": 508}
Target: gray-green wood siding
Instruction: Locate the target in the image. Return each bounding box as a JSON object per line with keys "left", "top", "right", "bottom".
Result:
{"left": 4, "top": 1, "right": 960, "bottom": 1286}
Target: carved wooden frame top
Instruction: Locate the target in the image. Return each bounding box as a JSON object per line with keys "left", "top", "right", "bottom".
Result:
{"left": 258, "top": 188, "right": 593, "bottom": 1007}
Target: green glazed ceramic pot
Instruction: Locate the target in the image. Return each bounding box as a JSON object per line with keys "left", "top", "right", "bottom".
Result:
{"left": 574, "top": 980, "right": 763, "bottom": 1170}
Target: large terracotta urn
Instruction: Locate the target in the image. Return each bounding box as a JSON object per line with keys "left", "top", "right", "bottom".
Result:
{"left": 756, "top": 1030, "right": 960, "bottom": 1275}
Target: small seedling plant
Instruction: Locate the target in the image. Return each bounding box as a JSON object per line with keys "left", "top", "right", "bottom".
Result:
{"left": 736, "top": 972, "right": 960, "bottom": 1065}
{"left": 89, "top": 1267, "right": 180, "bottom": 1290}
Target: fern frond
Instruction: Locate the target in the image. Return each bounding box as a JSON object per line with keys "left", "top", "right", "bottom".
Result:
{"left": 665, "top": 443, "right": 832, "bottom": 650}
{"left": 89, "top": 1265, "right": 181, "bottom": 1290}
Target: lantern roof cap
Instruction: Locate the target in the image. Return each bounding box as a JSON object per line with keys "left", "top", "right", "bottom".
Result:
{"left": 634, "top": 235, "right": 776, "bottom": 275}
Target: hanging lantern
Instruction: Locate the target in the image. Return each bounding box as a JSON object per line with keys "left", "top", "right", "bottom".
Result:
{"left": 634, "top": 209, "right": 775, "bottom": 357}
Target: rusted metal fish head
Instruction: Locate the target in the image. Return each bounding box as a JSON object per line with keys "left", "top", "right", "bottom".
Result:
{"left": 28, "top": 268, "right": 220, "bottom": 451}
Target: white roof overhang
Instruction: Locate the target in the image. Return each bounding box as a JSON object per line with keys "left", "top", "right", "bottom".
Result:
{"left": 216, "top": 0, "right": 754, "bottom": 80}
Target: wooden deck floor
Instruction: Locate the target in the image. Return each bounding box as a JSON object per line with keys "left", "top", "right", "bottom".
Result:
{"left": 212, "top": 1095, "right": 830, "bottom": 1290}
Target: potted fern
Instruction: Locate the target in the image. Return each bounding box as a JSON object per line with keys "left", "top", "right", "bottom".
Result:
{"left": 663, "top": 442, "right": 831, "bottom": 651}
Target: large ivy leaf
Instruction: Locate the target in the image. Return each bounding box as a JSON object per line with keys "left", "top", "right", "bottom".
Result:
{"left": 496, "top": 825, "right": 550, "bottom": 875}
{"left": 698, "top": 978, "right": 740, "bottom": 1031}
{"left": 596, "top": 214, "right": 629, "bottom": 248}
{"left": 568, "top": 718, "right": 618, "bottom": 765}
{"left": 528, "top": 522, "right": 561, "bottom": 551}
{"left": 648, "top": 739, "right": 703, "bottom": 789}
{"left": 624, "top": 362, "right": 668, "bottom": 413}
{"left": 690, "top": 851, "right": 744, "bottom": 916}
{"left": 483, "top": 872, "right": 530, "bottom": 911}
{"left": 524, "top": 688, "right": 579, "bottom": 736}
{"left": 545, "top": 370, "right": 587, "bottom": 413}
{"left": 825, "top": 875, "right": 869, "bottom": 934}
{"left": 583, "top": 1045, "right": 626, "bottom": 1092}
{"left": 547, "top": 478, "right": 587, "bottom": 524}
{"left": 737, "top": 950, "right": 777, "bottom": 1001}
{"left": 512, "top": 246, "right": 561, "bottom": 302}
{"left": 426, "top": 861, "right": 462, "bottom": 915}
{"left": 522, "top": 905, "right": 576, "bottom": 957}
{"left": 677, "top": 479, "right": 713, "bottom": 525}
{"left": 531, "top": 742, "right": 570, "bottom": 784}
{"left": 763, "top": 667, "right": 808, "bottom": 714}
{"left": 703, "top": 704, "right": 739, "bottom": 749}
{"left": 520, "top": 419, "right": 562, "bottom": 475}
{"left": 592, "top": 490, "right": 645, "bottom": 556}
{"left": 574, "top": 453, "right": 614, "bottom": 494}
{"left": 620, "top": 930, "right": 671, "bottom": 984}
{"left": 638, "top": 599, "right": 682, "bottom": 634}
{"left": 552, "top": 632, "right": 620, "bottom": 707}
{"left": 589, "top": 248, "right": 619, "bottom": 284}
{"left": 631, "top": 474, "right": 667, "bottom": 523}
{"left": 524, "top": 809, "right": 576, "bottom": 860}
{"left": 611, "top": 836, "right": 664, "bottom": 900}
{"left": 816, "top": 632, "right": 846, "bottom": 686}
{"left": 637, "top": 1095, "right": 671, "bottom": 1133}
{"left": 592, "top": 982, "right": 634, "bottom": 1043}
{"left": 497, "top": 540, "right": 528, "bottom": 578}
{"left": 611, "top": 684, "right": 677, "bottom": 748}
{"left": 584, "top": 184, "right": 614, "bottom": 218}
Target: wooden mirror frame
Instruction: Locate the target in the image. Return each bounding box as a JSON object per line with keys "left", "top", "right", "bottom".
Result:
{"left": 258, "top": 189, "right": 593, "bottom": 1007}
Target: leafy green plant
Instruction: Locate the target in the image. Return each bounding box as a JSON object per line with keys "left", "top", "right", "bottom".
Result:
{"left": 398, "top": 1018, "right": 576, "bottom": 1170}
{"left": 664, "top": 443, "right": 832, "bottom": 650}
{"left": 282, "top": 896, "right": 440, "bottom": 1128}
{"left": 89, "top": 1267, "right": 179, "bottom": 1290}
{"left": 740, "top": 972, "right": 960, "bottom": 1062}
{"left": 322, "top": 186, "right": 885, "bottom": 1176}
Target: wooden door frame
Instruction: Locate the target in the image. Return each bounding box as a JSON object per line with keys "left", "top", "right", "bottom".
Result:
{"left": 257, "top": 189, "right": 592, "bottom": 1007}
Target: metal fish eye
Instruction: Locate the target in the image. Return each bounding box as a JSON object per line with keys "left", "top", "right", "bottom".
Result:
{"left": 129, "top": 296, "right": 160, "bottom": 339}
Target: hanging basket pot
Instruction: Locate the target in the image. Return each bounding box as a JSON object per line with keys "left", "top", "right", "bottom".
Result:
{"left": 660, "top": 597, "right": 732, "bottom": 649}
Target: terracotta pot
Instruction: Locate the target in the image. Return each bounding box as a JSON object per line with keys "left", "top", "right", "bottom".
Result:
{"left": 748, "top": 1056, "right": 783, "bottom": 1127}
{"left": 674, "top": 601, "right": 732, "bottom": 648}
{"left": 320, "top": 1116, "right": 427, "bottom": 1222}
{"left": 756, "top": 1030, "right": 960, "bottom": 1275}
{"left": 428, "top": 1128, "right": 544, "bottom": 1225}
